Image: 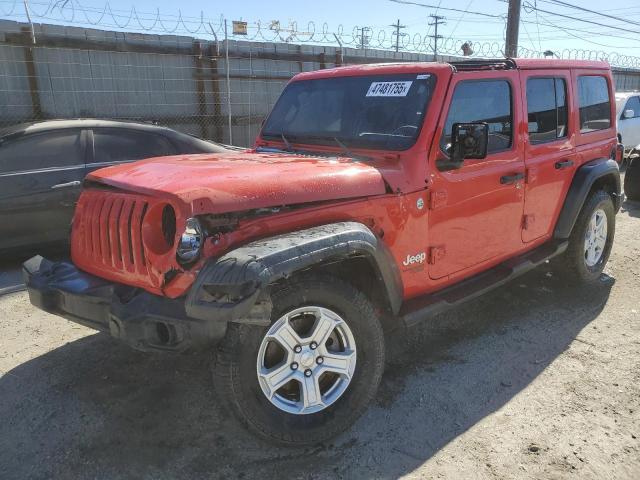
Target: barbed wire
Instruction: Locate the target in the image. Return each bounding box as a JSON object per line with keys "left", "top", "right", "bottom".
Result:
{"left": 1, "top": 0, "right": 640, "bottom": 68}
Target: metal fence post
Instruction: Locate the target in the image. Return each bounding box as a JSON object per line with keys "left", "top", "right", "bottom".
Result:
{"left": 224, "top": 19, "right": 233, "bottom": 145}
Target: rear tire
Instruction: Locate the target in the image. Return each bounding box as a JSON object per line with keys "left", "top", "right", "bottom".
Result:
{"left": 212, "top": 274, "right": 385, "bottom": 446}
{"left": 554, "top": 190, "right": 615, "bottom": 284}
{"left": 624, "top": 157, "right": 640, "bottom": 201}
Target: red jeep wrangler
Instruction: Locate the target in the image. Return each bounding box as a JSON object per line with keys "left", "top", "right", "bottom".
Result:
{"left": 24, "top": 59, "right": 623, "bottom": 445}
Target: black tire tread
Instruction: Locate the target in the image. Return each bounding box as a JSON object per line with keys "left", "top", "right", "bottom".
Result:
{"left": 624, "top": 158, "right": 640, "bottom": 201}
{"left": 212, "top": 274, "right": 385, "bottom": 446}
{"left": 554, "top": 190, "right": 615, "bottom": 284}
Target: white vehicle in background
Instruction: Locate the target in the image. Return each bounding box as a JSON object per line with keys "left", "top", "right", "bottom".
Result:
{"left": 616, "top": 91, "right": 640, "bottom": 157}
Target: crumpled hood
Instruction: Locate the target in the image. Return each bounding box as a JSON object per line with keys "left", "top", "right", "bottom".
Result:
{"left": 87, "top": 151, "right": 387, "bottom": 215}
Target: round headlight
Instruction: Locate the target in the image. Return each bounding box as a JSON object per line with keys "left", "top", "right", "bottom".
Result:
{"left": 177, "top": 217, "right": 203, "bottom": 263}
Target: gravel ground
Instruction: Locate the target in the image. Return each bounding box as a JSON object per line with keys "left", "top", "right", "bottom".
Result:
{"left": 0, "top": 201, "right": 639, "bottom": 480}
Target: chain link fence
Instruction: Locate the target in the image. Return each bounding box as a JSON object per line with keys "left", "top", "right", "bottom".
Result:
{"left": 1, "top": 18, "right": 640, "bottom": 147}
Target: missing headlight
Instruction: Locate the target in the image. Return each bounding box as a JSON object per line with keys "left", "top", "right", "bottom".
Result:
{"left": 162, "top": 205, "right": 176, "bottom": 247}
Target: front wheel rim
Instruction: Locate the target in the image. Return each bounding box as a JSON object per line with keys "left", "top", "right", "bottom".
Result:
{"left": 256, "top": 306, "right": 357, "bottom": 415}
{"left": 584, "top": 208, "right": 608, "bottom": 267}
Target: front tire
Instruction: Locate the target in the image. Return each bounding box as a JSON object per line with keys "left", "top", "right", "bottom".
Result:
{"left": 213, "top": 274, "right": 385, "bottom": 446}
{"left": 555, "top": 190, "right": 615, "bottom": 284}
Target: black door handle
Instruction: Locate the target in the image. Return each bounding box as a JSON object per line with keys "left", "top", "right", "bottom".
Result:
{"left": 555, "top": 159, "right": 574, "bottom": 169}
{"left": 500, "top": 172, "right": 525, "bottom": 184}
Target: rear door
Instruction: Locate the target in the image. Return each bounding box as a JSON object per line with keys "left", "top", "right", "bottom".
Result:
{"left": 427, "top": 71, "right": 526, "bottom": 279}
{"left": 0, "top": 129, "right": 86, "bottom": 250}
{"left": 87, "top": 128, "right": 178, "bottom": 173}
{"left": 521, "top": 70, "right": 576, "bottom": 242}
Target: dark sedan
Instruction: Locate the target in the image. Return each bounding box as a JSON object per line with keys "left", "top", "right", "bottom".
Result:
{"left": 0, "top": 119, "right": 229, "bottom": 251}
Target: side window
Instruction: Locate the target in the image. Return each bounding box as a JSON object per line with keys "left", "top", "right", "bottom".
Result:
{"left": 526, "top": 77, "right": 568, "bottom": 144}
{"left": 556, "top": 79, "right": 568, "bottom": 137}
{"left": 93, "top": 129, "right": 176, "bottom": 164}
{"left": 622, "top": 96, "right": 640, "bottom": 119}
{"left": 441, "top": 80, "right": 512, "bottom": 155}
{"left": 0, "top": 130, "right": 83, "bottom": 172}
{"left": 578, "top": 76, "right": 611, "bottom": 133}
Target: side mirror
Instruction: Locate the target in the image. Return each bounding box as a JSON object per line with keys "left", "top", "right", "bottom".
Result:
{"left": 438, "top": 122, "right": 489, "bottom": 171}
{"left": 623, "top": 109, "right": 635, "bottom": 119}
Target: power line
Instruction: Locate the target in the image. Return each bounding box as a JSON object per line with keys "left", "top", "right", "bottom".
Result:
{"left": 536, "top": 13, "right": 640, "bottom": 49}
{"left": 539, "top": 0, "right": 640, "bottom": 28}
{"left": 498, "top": 0, "right": 640, "bottom": 25}
{"left": 533, "top": 0, "right": 542, "bottom": 51}
{"left": 521, "top": 15, "right": 539, "bottom": 51}
{"left": 443, "top": 0, "right": 474, "bottom": 44}
{"left": 388, "top": 0, "right": 503, "bottom": 19}
{"left": 519, "top": 15, "right": 640, "bottom": 44}
{"left": 522, "top": 1, "right": 640, "bottom": 36}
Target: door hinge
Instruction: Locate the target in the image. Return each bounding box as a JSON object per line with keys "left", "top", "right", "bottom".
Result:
{"left": 522, "top": 214, "right": 535, "bottom": 230}
{"left": 428, "top": 190, "right": 448, "bottom": 210}
{"left": 428, "top": 245, "right": 446, "bottom": 264}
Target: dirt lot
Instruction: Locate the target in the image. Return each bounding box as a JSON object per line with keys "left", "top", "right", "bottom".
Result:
{"left": 1, "top": 201, "right": 639, "bottom": 480}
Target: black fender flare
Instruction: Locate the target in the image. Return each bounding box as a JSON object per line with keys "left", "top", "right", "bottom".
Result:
{"left": 554, "top": 158, "right": 621, "bottom": 240}
{"left": 185, "top": 222, "right": 404, "bottom": 325}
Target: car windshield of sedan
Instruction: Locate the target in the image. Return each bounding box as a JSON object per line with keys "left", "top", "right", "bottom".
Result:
{"left": 261, "top": 73, "right": 436, "bottom": 151}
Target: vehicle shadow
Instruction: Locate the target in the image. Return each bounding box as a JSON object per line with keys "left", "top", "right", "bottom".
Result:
{"left": 621, "top": 199, "right": 640, "bottom": 218}
{"left": 0, "top": 267, "right": 613, "bottom": 479}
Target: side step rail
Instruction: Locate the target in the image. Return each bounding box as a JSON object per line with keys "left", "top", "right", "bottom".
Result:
{"left": 400, "top": 240, "right": 568, "bottom": 328}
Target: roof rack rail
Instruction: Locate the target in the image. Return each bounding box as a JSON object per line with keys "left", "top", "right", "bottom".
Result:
{"left": 449, "top": 58, "right": 517, "bottom": 72}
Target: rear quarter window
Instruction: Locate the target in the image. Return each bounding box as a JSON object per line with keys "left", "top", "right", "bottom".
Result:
{"left": 577, "top": 76, "right": 611, "bottom": 133}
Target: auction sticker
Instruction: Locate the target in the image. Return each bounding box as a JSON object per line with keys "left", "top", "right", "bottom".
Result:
{"left": 366, "top": 81, "right": 413, "bottom": 97}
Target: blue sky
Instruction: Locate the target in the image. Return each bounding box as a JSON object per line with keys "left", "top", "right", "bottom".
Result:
{"left": 2, "top": 0, "right": 640, "bottom": 57}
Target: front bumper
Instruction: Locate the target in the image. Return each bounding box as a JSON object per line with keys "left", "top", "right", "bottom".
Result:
{"left": 22, "top": 256, "right": 227, "bottom": 352}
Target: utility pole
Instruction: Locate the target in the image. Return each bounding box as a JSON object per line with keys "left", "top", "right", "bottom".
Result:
{"left": 390, "top": 19, "right": 406, "bottom": 53}
{"left": 356, "top": 27, "right": 370, "bottom": 50}
{"left": 22, "top": 0, "right": 36, "bottom": 44}
{"left": 505, "top": 0, "right": 521, "bottom": 58}
{"left": 428, "top": 14, "right": 445, "bottom": 61}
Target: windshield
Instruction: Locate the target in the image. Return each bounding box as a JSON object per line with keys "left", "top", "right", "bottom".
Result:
{"left": 261, "top": 73, "right": 436, "bottom": 151}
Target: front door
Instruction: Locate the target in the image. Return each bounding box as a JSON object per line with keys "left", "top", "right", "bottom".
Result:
{"left": 427, "top": 71, "right": 526, "bottom": 280}
{"left": 0, "top": 129, "right": 86, "bottom": 250}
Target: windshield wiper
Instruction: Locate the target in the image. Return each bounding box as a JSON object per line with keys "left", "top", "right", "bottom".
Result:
{"left": 332, "top": 137, "right": 372, "bottom": 162}
{"left": 281, "top": 132, "right": 294, "bottom": 152}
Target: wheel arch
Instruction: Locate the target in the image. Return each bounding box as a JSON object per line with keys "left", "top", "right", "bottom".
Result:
{"left": 186, "top": 222, "right": 404, "bottom": 326}
{"left": 554, "top": 158, "right": 621, "bottom": 240}
{"left": 282, "top": 255, "right": 402, "bottom": 332}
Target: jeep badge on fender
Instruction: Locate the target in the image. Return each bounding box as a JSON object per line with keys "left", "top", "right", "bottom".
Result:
{"left": 24, "top": 58, "right": 622, "bottom": 446}
{"left": 403, "top": 252, "right": 426, "bottom": 267}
